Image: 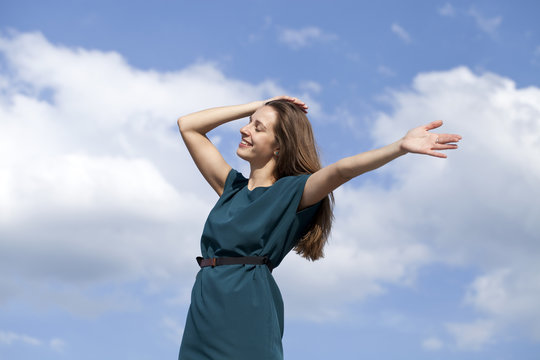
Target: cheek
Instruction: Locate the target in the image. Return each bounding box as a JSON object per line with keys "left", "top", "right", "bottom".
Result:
{"left": 271, "top": 137, "right": 279, "bottom": 150}
{"left": 265, "top": 136, "right": 278, "bottom": 149}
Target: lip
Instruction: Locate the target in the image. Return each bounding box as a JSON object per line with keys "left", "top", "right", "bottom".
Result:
{"left": 239, "top": 139, "right": 252, "bottom": 148}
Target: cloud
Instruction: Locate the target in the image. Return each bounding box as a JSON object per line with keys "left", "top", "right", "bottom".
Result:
{"left": 377, "top": 65, "right": 396, "bottom": 77}
{"left": 438, "top": 5, "right": 502, "bottom": 37}
{"left": 278, "top": 26, "right": 337, "bottom": 49}
{"left": 0, "top": 330, "right": 42, "bottom": 346}
{"left": 2, "top": 31, "right": 540, "bottom": 353}
{"left": 422, "top": 336, "right": 443, "bottom": 351}
{"left": 50, "top": 338, "right": 67, "bottom": 352}
{"left": 468, "top": 8, "right": 502, "bottom": 35}
{"left": 465, "top": 268, "right": 540, "bottom": 339}
{"left": 162, "top": 316, "right": 184, "bottom": 343}
{"left": 0, "top": 30, "right": 289, "bottom": 315}
{"left": 0, "top": 330, "right": 66, "bottom": 352}
{"left": 533, "top": 45, "right": 540, "bottom": 65}
{"left": 438, "top": 3, "right": 455, "bottom": 17}
{"left": 446, "top": 319, "right": 497, "bottom": 350}
{"left": 299, "top": 80, "right": 322, "bottom": 94}
{"left": 391, "top": 23, "right": 411, "bottom": 43}
{"left": 278, "top": 66, "right": 540, "bottom": 348}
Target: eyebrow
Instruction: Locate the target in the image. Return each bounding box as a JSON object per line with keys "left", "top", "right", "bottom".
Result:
{"left": 249, "top": 116, "right": 267, "bottom": 129}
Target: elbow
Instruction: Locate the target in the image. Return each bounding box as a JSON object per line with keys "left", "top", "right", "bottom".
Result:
{"left": 335, "top": 159, "right": 351, "bottom": 182}
{"left": 177, "top": 115, "right": 207, "bottom": 136}
{"left": 177, "top": 116, "right": 187, "bottom": 133}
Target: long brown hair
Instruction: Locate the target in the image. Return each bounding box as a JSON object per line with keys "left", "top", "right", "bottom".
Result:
{"left": 266, "top": 100, "right": 334, "bottom": 261}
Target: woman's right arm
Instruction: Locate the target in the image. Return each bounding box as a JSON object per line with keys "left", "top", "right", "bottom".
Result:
{"left": 177, "top": 101, "right": 265, "bottom": 195}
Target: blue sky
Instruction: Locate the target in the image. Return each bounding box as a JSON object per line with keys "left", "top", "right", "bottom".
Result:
{"left": 1, "top": 1, "right": 540, "bottom": 359}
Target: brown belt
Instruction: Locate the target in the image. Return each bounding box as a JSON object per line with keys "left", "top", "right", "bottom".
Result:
{"left": 196, "top": 256, "right": 274, "bottom": 273}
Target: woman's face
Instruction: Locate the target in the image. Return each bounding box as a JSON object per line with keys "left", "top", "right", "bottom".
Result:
{"left": 236, "top": 106, "right": 279, "bottom": 166}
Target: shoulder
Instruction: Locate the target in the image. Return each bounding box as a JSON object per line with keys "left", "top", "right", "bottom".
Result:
{"left": 223, "top": 168, "right": 248, "bottom": 193}
{"left": 272, "top": 173, "right": 311, "bottom": 193}
{"left": 276, "top": 173, "right": 311, "bottom": 185}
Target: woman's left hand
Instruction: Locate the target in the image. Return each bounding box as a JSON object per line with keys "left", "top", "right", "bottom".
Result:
{"left": 400, "top": 120, "right": 462, "bottom": 158}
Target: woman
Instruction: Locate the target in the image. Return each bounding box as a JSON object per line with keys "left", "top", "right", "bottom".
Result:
{"left": 177, "top": 96, "right": 461, "bottom": 359}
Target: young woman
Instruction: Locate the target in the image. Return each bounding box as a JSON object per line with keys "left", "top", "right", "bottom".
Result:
{"left": 177, "top": 96, "right": 461, "bottom": 360}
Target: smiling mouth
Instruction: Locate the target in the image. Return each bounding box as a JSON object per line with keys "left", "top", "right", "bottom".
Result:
{"left": 240, "top": 139, "right": 252, "bottom": 147}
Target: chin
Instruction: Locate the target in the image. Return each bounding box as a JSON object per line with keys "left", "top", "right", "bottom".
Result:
{"left": 236, "top": 148, "right": 248, "bottom": 161}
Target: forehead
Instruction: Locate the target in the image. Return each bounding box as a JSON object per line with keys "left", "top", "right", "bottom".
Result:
{"left": 251, "top": 106, "right": 277, "bottom": 128}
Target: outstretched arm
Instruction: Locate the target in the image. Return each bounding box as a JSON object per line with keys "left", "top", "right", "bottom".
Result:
{"left": 299, "top": 120, "right": 462, "bottom": 209}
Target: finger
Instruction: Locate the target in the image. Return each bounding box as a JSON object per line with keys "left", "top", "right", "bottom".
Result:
{"left": 291, "top": 98, "right": 306, "bottom": 106}
{"left": 428, "top": 150, "right": 448, "bottom": 158}
{"left": 425, "top": 120, "right": 443, "bottom": 131}
{"left": 270, "top": 95, "right": 309, "bottom": 112}
{"left": 436, "top": 134, "right": 462, "bottom": 144}
{"left": 433, "top": 144, "right": 459, "bottom": 151}
{"left": 289, "top": 98, "right": 309, "bottom": 112}
{"left": 273, "top": 95, "right": 293, "bottom": 102}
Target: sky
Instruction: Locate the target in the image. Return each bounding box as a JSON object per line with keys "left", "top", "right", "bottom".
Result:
{"left": 1, "top": 0, "right": 540, "bottom": 359}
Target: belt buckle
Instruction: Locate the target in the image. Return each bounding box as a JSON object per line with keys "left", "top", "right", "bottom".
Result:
{"left": 211, "top": 258, "right": 217, "bottom": 267}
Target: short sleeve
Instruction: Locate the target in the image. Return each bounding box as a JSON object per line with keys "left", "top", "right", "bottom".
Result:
{"left": 296, "top": 202, "right": 321, "bottom": 228}
{"left": 292, "top": 194, "right": 322, "bottom": 245}
{"left": 221, "top": 169, "right": 248, "bottom": 197}
{"left": 270, "top": 174, "right": 322, "bottom": 257}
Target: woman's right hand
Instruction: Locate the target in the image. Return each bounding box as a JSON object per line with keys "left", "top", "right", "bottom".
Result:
{"left": 264, "top": 95, "right": 308, "bottom": 113}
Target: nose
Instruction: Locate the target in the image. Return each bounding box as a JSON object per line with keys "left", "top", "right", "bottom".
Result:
{"left": 240, "top": 124, "right": 250, "bottom": 136}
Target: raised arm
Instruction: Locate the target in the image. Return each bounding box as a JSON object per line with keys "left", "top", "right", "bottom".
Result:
{"left": 178, "top": 96, "right": 308, "bottom": 195}
{"left": 299, "top": 120, "right": 462, "bottom": 209}
{"left": 178, "top": 101, "right": 264, "bottom": 195}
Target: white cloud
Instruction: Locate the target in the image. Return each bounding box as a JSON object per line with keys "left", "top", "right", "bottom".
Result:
{"left": 533, "top": 45, "right": 540, "bottom": 65}
{"left": 465, "top": 269, "right": 513, "bottom": 316}
{"left": 277, "top": 185, "right": 433, "bottom": 320}
{"left": 162, "top": 316, "right": 184, "bottom": 343}
{"left": 438, "top": 3, "right": 455, "bottom": 17}
{"left": 465, "top": 268, "right": 540, "bottom": 339}
{"left": 278, "top": 66, "right": 540, "bottom": 347}
{"left": 468, "top": 8, "right": 502, "bottom": 35}
{"left": 370, "top": 67, "right": 540, "bottom": 345}
{"left": 0, "top": 330, "right": 66, "bottom": 352}
{"left": 278, "top": 26, "right": 337, "bottom": 49}
{"left": 2, "top": 31, "right": 540, "bottom": 353}
{"left": 0, "top": 31, "right": 290, "bottom": 315}
{"left": 299, "top": 80, "right": 322, "bottom": 94}
{"left": 0, "top": 330, "right": 42, "bottom": 346}
{"left": 446, "top": 319, "right": 497, "bottom": 350}
{"left": 391, "top": 23, "right": 411, "bottom": 43}
{"left": 377, "top": 65, "right": 396, "bottom": 77}
{"left": 422, "top": 336, "right": 443, "bottom": 351}
{"left": 50, "top": 338, "right": 66, "bottom": 352}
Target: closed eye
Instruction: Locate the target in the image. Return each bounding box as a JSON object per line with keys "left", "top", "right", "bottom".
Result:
{"left": 249, "top": 117, "right": 266, "bottom": 132}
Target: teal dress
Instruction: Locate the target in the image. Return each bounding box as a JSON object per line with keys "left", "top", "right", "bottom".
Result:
{"left": 179, "top": 169, "right": 320, "bottom": 360}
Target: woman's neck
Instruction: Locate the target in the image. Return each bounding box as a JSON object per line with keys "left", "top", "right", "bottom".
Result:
{"left": 248, "top": 162, "right": 276, "bottom": 190}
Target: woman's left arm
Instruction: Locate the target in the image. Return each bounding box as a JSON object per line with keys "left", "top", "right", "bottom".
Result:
{"left": 299, "top": 120, "right": 462, "bottom": 209}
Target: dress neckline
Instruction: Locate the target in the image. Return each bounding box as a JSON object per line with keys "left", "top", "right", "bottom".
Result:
{"left": 246, "top": 177, "right": 277, "bottom": 192}
{"left": 246, "top": 184, "right": 272, "bottom": 192}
